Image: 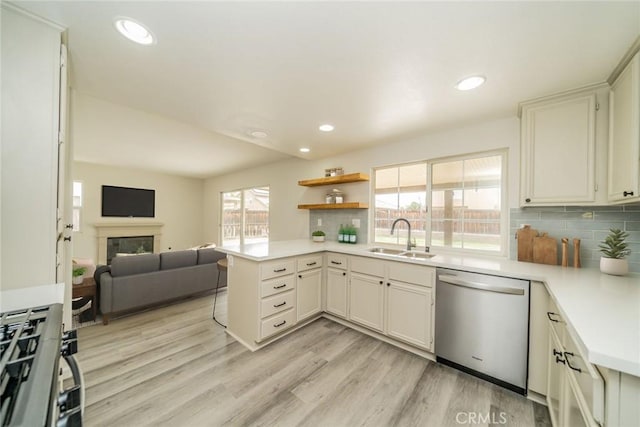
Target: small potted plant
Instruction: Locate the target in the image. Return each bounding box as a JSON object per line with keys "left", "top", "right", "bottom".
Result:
{"left": 598, "top": 228, "right": 630, "bottom": 276}
{"left": 72, "top": 266, "right": 86, "bottom": 285}
{"left": 312, "top": 230, "right": 326, "bottom": 242}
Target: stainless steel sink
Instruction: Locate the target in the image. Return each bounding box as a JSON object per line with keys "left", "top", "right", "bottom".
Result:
{"left": 398, "top": 251, "right": 436, "bottom": 260}
{"left": 367, "top": 247, "right": 406, "bottom": 255}
{"left": 367, "top": 247, "right": 435, "bottom": 261}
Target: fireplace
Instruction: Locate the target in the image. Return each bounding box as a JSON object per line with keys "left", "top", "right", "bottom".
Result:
{"left": 106, "top": 236, "right": 154, "bottom": 264}
{"left": 94, "top": 222, "right": 163, "bottom": 265}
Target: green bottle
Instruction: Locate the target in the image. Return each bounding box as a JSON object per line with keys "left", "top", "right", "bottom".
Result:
{"left": 338, "top": 224, "right": 344, "bottom": 243}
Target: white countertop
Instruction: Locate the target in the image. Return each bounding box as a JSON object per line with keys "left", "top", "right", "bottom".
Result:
{"left": 0, "top": 283, "right": 65, "bottom": 312}
{"left": 218, "top": 240, "right": 640, "bottom": 377}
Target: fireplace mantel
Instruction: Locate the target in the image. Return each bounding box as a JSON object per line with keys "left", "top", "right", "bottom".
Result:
{"left": 95, "top": 222, "right": 163, "bottom": 265}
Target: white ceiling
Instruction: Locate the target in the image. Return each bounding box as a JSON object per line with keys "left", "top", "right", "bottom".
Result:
{"left": 12, "top": 1, "right": 640, "bottom": 178}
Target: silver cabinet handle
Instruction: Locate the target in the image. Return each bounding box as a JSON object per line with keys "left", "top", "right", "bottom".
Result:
{"left": 274, "top": 320, "right": 286, "bottom": 328}
{"left": 438, "top": 275, "right": 524, "bottom": 295}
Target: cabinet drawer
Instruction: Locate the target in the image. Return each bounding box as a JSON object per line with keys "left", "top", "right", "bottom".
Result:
{"left": 261, "top": 290, "right": 295, "bottom": 319}
{"left": 260, "top": 308, "right": 295, "bottom": 339}
{"left": 260, "top": 275, "right": 295, "bottom": 298}
{"left": 297, "top": 255, "right": 323, "bottom": 272}
{"left": 388, "top": 262, "right": 434, "bottom": 287}
{"left": 260, "top": 259, "right": 295, "bottom": 280}
{"left": 326, "top": 253, "right": 347, "bottom": 270}
{"left": 564, "top": 331, "right": 604, "bottom": 425}
{"left": 350, "top": 256, "right": 385, "bottom": 277}
{"left": 547, "top": 298, "right": 566, "bottom": 343}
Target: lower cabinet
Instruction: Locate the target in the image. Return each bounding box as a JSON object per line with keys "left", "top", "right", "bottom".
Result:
{"left": 528, "top": 281, "right": 550, "bottom": 395}
{"left": 346, "top": 257, "right": 435, "bottom": 350}
{"left": 297, "top": 268, "right": 322, "bottom": 322}
{"left": 349, "top": 272, "right": 385, "bottom": 332}
{"left": 546, "top": 303, "right": 604, "bottom": 427}
{"left": 386, "top": 280, "right": 433, "bottom": 351}
{"left": 326, "top": 267, "right": 348, "bottom": 318}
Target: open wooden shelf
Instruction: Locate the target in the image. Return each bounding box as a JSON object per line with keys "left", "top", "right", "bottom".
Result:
{"left": 297, "top": 202, "right": 369, "bottom": 210}
{"left": 298, "top": 172, "right": 369, "bottom": 187}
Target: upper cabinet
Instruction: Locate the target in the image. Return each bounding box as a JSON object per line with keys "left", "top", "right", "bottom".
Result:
{"left": 608, "top": 52, "right": 640, "bottom": 203}
{"left": 519, "top": 84, "right": 608, "bottom": 206}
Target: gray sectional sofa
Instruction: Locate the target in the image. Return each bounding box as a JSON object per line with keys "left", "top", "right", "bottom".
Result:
{"left": 97, "top": 248, "right": 226, "bottom": 324}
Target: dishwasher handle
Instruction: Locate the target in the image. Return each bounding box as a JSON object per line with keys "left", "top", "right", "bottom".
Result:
{"left": 438, "top": 275, "right": 525, "bottom": 295}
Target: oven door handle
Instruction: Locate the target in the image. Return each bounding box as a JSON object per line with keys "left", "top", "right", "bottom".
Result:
{"left": 62, "top": 354, "right": 85, "bottom": 417}
{"left": 438, "top": 275, "right": 525, "bottom": 295}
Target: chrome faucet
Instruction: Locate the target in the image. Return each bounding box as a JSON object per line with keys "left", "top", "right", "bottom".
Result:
{"left": 390, "top": 218, "right": 413, "bottom": 251}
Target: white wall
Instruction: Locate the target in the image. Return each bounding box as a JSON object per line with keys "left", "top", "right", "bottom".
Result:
{"left": 73, "top": 162, "right": 206, "bottom": 262}
{"left": 203, "top": 116, "right": 520, "bottom": 245}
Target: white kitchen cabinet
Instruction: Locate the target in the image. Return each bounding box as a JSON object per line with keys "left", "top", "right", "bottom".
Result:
{"left": 386, "top": 280, "right": 433, "bottom": 351}
{"left": 528, "top": 281, "right": 550, "bottom": 396}
{"left": 1, "top": 7, "right": 65, "bottom": 288}
{"left": 297, "top": 268, "right": 322, "bottom": 322}
{"left": 325, "top": 254, "right": 348, "bottom": 318}
{"left": 519, "top": 85, "right": 608, "bottom": 206}
{"left": 349, "top": 272, "right": 385, "bottom": 332}
{"left": 546, "top": 300, "right": 603, "bottom": 427}
{"left": 547, "top": 327, "right": 565, "bottom": 427}
{"left": 608, "top": 52, "right": 640, "bottom": 203}
{"left": 385, "top": 262, "right": 435, "bottom": 351}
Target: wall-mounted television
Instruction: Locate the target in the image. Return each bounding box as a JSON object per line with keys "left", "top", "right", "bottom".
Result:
{"left": 101, "top": 185, "right": 155, "bottom": 218}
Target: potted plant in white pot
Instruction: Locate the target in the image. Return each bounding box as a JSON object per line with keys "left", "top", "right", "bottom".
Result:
{"left": 598, "top": 228, "right": 630, "bottom": 276}
{"left": 312, "top": 230, "right": 325, "bottom": 242}
{"left": 72, "top": 266, "right": 86, "bottom": 285}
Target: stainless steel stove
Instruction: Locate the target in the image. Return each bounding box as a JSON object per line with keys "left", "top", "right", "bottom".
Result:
{"left": 0, "top": 304, "right": 83, "bottom": 427}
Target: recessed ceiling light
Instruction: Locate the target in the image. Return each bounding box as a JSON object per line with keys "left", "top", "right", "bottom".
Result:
{"left": 250, "top": 130, "right": 268, "bottom": 139}
{"left": 299, "top": 148, "right": 311, "bottom": 153}
{"left": 114, "top": 17, "right": 156, "bottom": 45}
{"left": 319, "top": 124, "right": 334, "bottom": 132}
{"left": 455, "top": 75, "right": 486, "bottom": 91}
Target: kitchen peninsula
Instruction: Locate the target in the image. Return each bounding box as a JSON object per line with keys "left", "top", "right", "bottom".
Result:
{"left": 218, "top": 239, "right": 640, "bottom": 426}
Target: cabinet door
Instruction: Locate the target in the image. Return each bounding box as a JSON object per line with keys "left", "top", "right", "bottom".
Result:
{"left": 547, "top": 329, "right": 565, "bottom": 427}
{"left": 564, "top": 374, "right": 591, "bottom": 427}
{"left": 386, "top": 280, "right": 433, "bottom": 351}
{"left": 326, "top": 267, "right": 348, "bottom": 318}
{"left": 521, "top": 93, "right": 596, "bottom": 205}
{"left": 296, "top": 268, "right": 321, "bottom": 322}
{"left": 528, "top": 281, "right": 550, "bottom": 396}
{"left": 608, "top": 52, "right": 640, "bottom": 203}
{"left": 349, "top": 272, "right": 384, "bottom": 332}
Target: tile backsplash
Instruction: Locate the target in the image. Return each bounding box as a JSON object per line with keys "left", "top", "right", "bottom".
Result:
{"left": 509, "top": 204, "right": 640, "bottom": 272}
{"left": 309, "top": 209, "right": 369, "bottom": 243}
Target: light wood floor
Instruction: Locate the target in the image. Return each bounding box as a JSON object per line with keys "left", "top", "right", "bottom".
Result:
{"left": 77, "top": 293, "right": 551, "bottom": 427}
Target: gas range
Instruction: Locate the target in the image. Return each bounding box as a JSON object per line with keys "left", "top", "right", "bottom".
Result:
{"left": 0, "top": 304, "right": 82, "bottom": 426}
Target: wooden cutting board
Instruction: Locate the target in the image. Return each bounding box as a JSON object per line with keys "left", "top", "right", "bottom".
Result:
{"left": 533, "top": 233, "right": 558, "bottom": 265}
{"left": 516, "top": 225, "right": 538, "bottom": 262}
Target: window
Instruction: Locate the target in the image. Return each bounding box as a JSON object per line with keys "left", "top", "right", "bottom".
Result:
{"left": 373, "top": 151, "right": 506, "bottom": 254}
{"left": 221, "top": 186, "right": 269, "bottom": 246}
{"left": 72, "top": 181, "right": 82, "bottom": 232}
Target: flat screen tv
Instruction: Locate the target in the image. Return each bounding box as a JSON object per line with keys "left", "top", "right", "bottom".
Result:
{"left": 101, "top": 185, "right": 155, "bottom": 218}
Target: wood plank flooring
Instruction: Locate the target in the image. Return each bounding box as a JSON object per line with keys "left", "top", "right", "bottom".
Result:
{"left": 76, "top": 293, "right": 551, "bottom": 427}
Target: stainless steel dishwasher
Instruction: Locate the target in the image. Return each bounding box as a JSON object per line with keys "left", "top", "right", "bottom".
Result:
{"left": 435, "top": 268, "right": 530, "bottom": 395}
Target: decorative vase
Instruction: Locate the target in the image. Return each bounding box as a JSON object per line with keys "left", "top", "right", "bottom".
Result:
{"left": 73, "top": 275, "right": 84, "bottom": 285}
{"left": 312, "top": 236, "right": 325, "bottom": 243}
{"left": 600, "top": 257, "right": 628, "bottom": 276}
